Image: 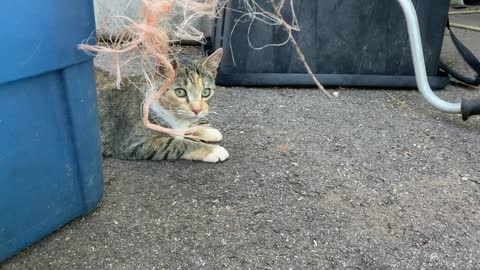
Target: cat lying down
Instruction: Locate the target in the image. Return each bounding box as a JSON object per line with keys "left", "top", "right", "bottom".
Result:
{"left": 96, "top": 48, "right": 228, "bottom": 163}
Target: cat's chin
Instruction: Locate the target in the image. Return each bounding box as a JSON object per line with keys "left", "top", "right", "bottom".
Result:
{"left": 185, "top": 114, "right": 207, "bottom": 121}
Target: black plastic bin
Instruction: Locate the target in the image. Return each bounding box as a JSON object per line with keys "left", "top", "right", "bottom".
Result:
{"left": 206, "top": 0, "right": 451, "bottom": 89}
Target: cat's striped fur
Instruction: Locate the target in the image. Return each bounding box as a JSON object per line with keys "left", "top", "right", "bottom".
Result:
{"left": 96, "top": 49, "right": 228, "bottom": 162}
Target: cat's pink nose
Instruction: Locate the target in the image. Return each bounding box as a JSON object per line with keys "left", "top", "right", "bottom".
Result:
{"left": 191, "top": 108, "right": 201, "bottom": 115}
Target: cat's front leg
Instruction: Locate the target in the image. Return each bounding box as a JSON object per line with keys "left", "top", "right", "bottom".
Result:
{"left": 128, "top": 136, "right": 229, "bottom": 162}
{"left": 191, "top": 126, "right": 223, "bottom": 143}
{"left": 181, "top": 141, "right": 229, "bottom": 163}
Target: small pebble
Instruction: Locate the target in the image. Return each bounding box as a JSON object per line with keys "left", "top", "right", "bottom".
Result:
{"left": 333, "top": 91, "right": 339, "bottom": 98}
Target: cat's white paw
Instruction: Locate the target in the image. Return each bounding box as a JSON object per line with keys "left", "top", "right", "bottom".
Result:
{"left": 198, "top": 127, "right": 223, "bottom": 142}
{"left": 203, "top": 145, "right": 229, "bottom": 163}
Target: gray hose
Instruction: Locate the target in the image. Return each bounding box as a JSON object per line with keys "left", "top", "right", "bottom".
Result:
{"left": 396, "top": 0, "right": 461, "bottom": 113}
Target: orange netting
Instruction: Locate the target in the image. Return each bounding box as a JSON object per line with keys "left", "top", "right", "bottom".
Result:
{"left": 79, "top": 0, "right": 222, "bottom": 138}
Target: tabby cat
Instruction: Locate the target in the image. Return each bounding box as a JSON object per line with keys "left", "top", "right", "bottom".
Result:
{"left": 96, "top": 48, "right": 228, "bottom": 163}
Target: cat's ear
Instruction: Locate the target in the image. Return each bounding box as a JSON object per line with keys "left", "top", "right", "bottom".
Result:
{"left": 200, "top": 48, "right": 223, "bottom": 76}
{"left": 157, "top": 58, "right": 179, "bottom": 75}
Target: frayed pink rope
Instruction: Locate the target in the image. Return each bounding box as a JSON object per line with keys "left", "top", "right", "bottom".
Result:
{"left": 79, "top": 0, "right": 219, "bottom": 139}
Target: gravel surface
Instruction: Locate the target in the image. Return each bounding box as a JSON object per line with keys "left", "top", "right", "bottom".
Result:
{"left": 3, "top": 8, "right": 480, "bottom": 270}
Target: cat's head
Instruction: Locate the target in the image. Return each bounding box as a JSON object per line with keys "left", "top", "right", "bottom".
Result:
{"left": 156, "top": 48, "right": 223, "bottom": 122}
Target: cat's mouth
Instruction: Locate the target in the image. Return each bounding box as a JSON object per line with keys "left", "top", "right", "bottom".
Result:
{"left": 177, "top": 112, "right": 207, "bottom": 120}
{"left": 191, "top": 113, "right": 206, "bottom": 119}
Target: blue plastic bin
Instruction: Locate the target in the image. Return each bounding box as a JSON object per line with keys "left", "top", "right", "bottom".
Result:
{"left": 0, "top": 0, "right": 103, "bottom": 262}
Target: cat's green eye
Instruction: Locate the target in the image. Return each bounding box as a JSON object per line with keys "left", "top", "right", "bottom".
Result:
{"left": 202, "top": 88, "right": 211, "bottom": 98}
{"left": 175, "top": 88, "right": 187, "bottom": 98}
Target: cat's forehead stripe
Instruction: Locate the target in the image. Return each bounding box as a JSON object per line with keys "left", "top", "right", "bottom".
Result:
{"left": 185, "top": 67, "right": 204, "bottom": 89}
{"left": 174, "top": 59, "right": 213, "bottom": 93}
{"left": 194, "top": 72, "right": 204, "bottom": 90}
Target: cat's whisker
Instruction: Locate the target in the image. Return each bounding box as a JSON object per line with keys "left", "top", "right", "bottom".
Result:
{"left": 206, "top": 113, "right": 226, "bottom": 123}
{"left": 203, "top": 116, "right": 224, "bottom": 130}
